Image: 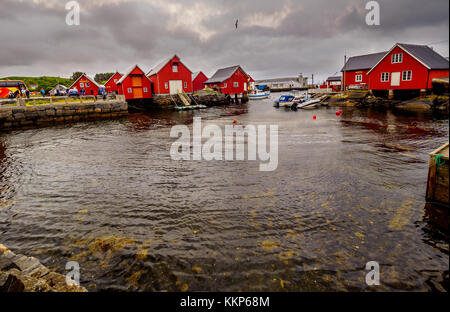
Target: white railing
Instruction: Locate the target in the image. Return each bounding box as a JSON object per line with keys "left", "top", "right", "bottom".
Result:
{"left": 0, "top": 94, "right": 125, "bottom": 107}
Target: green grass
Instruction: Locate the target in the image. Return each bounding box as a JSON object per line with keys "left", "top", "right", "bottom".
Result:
{"left": 0, "top": 76, "right": 74, "bottom": 93}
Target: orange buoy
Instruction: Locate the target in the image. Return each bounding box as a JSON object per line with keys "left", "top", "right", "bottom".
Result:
{"left": 233, "top": 119, "right": 237, "bottom": 124}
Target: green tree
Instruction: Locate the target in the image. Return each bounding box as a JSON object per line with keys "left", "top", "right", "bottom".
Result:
{"left": 71, "top": 72, "right": 84, "bottom": 81}
{"left": 94, "top": 73, "right": 115, "bottom": 83}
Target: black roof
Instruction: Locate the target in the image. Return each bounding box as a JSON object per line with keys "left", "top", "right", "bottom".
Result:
{"left": 327, "top": 76, "right": 342, "bottom": 81}
{"left": 205, "top": 66, "right": 244, "bottom": 84}
{"left": 342, "top": 52, "right": 387, "bottom": 72}
{"left": 398, "top": 43, "right": 449, "bottom": 69}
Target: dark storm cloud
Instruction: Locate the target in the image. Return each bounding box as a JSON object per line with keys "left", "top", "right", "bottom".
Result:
{"left": 0, "top": 0, "right": 448, "bottom": 82}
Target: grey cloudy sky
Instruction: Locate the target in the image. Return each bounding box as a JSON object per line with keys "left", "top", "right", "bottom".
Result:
{"left": 0, "top": 0, "right": 448, "bottom": 82}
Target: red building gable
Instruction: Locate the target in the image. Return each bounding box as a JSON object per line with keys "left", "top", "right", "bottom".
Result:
{"left": 147, "top": 55, "right": 193, "bottom": 95}
{"left": 117, "top": 65, "right": 152, "bottom": 100}
{"left": 204, "top": 66, "right": 250, "bottom": 95}
{"left": 367, "top": 43, "right": 449, "bottom": 90}
{"left": 70, "top": 74, "right": 103, "bottom": 95}
{"left": 192, "top": 71, "right": 208, "bottom": 92}
{"left": 104, "top": 72, "right": 123, "bottom": 94}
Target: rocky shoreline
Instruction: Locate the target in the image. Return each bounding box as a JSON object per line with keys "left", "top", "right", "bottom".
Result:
{"left": 316, "top": 91, "right": 449, "bottom": 114}
{"left": 0, "top": 244, "right": 86, "bottom": 292}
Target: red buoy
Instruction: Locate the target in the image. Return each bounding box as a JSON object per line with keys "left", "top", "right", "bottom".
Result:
{"left": 313, "top": 115, "right": 317, "bottom": 120}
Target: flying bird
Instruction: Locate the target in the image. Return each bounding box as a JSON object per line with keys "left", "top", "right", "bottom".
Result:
{"left": 235, "top": 19, "right": 239, "bottom": 29}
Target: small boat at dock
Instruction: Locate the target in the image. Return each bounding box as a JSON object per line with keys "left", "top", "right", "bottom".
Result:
{"left": 249, "top": 89, "right": 270, "bottom": 100}
{"left": 274, "top": 95, "right": 298, "bottom": 109}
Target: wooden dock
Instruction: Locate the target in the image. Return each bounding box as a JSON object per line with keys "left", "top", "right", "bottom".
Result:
{"left": 426, "top": 142, "right": 449, "bottom": 206}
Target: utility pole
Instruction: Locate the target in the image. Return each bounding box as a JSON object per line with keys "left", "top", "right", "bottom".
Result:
{"left": 343, "top": 54, "right": 347, "bottom": 92}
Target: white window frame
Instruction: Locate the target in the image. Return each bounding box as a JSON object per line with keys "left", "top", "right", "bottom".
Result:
{"left": 172, "top": 64, "right": 178, "bottom": 73}
{"left": 85, "top": 82, "right": 90, "bottom": 87}
{"left": 392, "top": 53, "right": 403, "bottom": 64}
{"left": 381, "top": 72, "right": 390, "bottom": 82}
{"left": 165, "top": 82, "right": 168, "bottom": 89}
{"left": 127, "top": 88, "right": 132, "bottom": 93}
{"left": 80, "top": 82, "right": 84, "bottom": 87}
{"left": 184, "top": 81, "right": 187, "bottom": 88}
{"left": 402, "top": 70, "right": 412, "bottom": 81}
{"left": 144, "top": 87, "right": 148, "bottom": 93}
{"left": 224, "top": 83, "right": 227, "bottom": 88}
{"left": 233, "top": 82, "right": 239, "bottom": 88}
{"left": 355, "top": 74, "right": 363, "bottom": 82}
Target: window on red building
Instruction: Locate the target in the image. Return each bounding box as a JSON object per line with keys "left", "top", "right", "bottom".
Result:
{"left": 392, "top": 53, "right": 403, "bottom": 64}
{"left": 402, "top": 71, "right": 412, "bottom": 81}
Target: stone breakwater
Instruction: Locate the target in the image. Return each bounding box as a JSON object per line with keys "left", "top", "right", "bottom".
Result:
{"left": 0, "top": 100, "right": 128, "bottom": 131}
{"left": 0, "top": 244, "right": 87, "bottom": 292}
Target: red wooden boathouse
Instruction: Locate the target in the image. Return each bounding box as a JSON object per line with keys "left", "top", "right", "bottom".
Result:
{"left": 367, "top": 43, "right": 449, "bottom": 92}
{"left": 70, "top": 74, "right": 103, "bottom": 95}
{"left": 204, "top": 65, "right": 250, "bottom": 95}
{"left": 192, "top": 71, "right": 208, "bottom": 92}
{"left": 147, "top": 55, "right": 193, "bottom": 95}
{"left": 326, "top": 76, "right": 342, "bottom": 92}
{"left": 104, "top": 72, "right": 123, "bottom": 94}
{"left": 342, "top": 52, "right": 386, "bottom": 90}
{"left": 117, "top": 65, "right": 152, "bottom": 100}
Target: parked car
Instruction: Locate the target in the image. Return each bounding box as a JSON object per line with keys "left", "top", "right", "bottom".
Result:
{"left": 68, "top": 89, "right": 80, "bottom": 97}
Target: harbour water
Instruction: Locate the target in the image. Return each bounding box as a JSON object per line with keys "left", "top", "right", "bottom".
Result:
{"left": 0, "top": 95, "right": 448, "bottom": 291}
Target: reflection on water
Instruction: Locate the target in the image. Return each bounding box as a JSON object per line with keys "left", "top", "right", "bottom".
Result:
{"left": 0, "top": 95, "right": 448, "bottom": 292}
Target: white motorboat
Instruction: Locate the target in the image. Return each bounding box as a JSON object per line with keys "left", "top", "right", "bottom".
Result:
{"left": 249, "top": 89, "right": 270, "bottom": 100}
{"left": 274, "top": 95, "right": 298, "bottom": 109}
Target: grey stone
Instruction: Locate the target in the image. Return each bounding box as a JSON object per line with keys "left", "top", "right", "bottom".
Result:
{"left": 24, "top": 111, "right": 39, "bottom": 119}
{"left": 11, "top": 254, "right": 49, "bottom": 277}
{"left": 46, "top": 109, "right": 56, "bottom": 116}
{"left": 0, "top": 256, "right": 20, "bottom": 271}
{"left": 13, "top": 113, "right": 25, "bottom": 120}
{"left": 0, "top": 271, "right": 25, "bottom": 292}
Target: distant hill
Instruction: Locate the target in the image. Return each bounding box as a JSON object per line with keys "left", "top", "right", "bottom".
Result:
{"left": 0, "top": 76, "right": 75, "bottom": 92}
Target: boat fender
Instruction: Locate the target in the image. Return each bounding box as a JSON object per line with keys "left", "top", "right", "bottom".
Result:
{"left": 313, "top": 115, "right": 317, "bottom": 120}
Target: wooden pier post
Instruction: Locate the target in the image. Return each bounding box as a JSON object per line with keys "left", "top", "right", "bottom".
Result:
{"left": 388, "top": 89, "right": 394, "bottom": 100}
{"left": 426, "top": 143, "right": 449, "bottom": 205}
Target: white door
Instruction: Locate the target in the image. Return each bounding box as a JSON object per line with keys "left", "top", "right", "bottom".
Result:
{"left": 169, "top": 80, "right": 183, "bottom": 94}
{"left": 391, "top": 72, "right": 401, "bottom": 87}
